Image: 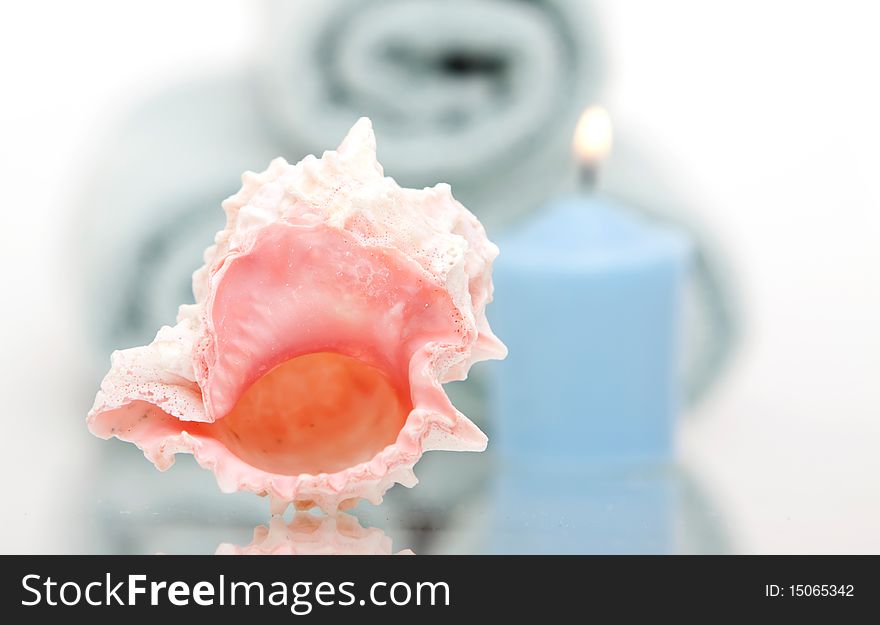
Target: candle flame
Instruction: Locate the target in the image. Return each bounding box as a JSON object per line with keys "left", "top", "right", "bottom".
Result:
{"left": 573, "top": 105, "right": 613, "bottom": 166}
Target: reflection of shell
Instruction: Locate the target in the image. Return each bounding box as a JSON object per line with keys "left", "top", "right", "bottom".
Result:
{"left": 87, "top": 118, "right": 506, "bottom": 512}
{"left": 216, "top": 511, "right": 411, "bottom": 555}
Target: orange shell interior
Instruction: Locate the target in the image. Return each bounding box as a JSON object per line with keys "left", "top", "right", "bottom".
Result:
{"left": 191, "top": 352, "right": 411, "bottom": 475}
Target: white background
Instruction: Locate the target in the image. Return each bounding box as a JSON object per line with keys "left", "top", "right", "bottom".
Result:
{"left": 0, "top": 0, "right": 877, "bottom": 553}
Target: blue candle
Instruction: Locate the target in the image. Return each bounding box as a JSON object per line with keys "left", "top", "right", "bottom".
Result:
{"left": 489, "top": 192, "right": 690, "bottom": 463}
{"left": 486, "top": 107, "right": 692, "bottom": 552}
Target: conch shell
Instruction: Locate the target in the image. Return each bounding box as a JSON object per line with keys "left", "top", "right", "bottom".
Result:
{"left": 87, "top": 118, "right": 506, "bottom": 512}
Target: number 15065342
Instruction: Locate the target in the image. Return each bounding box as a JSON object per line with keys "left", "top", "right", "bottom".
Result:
{"left": 765, "top": 584, "right": 854, "bottom": 597}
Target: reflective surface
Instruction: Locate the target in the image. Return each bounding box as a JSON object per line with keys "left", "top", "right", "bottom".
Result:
{"left": 65, "top": 442, "right": 731, "bottom": 555}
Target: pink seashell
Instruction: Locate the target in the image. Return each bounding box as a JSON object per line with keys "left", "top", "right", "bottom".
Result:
{"left": 87, "top": 118, "right": 506, "bottom": 512}
{"left": 215, "top": 512, "right": 412, "bottom": 555}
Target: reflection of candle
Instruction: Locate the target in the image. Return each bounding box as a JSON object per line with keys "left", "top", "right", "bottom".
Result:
{"left": 490, "top": 105, "right": 690, "bottom": 462}
{"left": 487, "top": 108, "right": 692, "bottom": 552}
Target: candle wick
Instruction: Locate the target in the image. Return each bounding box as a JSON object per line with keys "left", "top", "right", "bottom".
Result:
{"left": 578, "top": 162, "right": 600, "bottom": 192}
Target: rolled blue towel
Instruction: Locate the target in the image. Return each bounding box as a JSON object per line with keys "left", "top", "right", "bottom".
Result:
{"left": 257, "top": 0, "right": 603, "bottom": 231}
